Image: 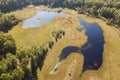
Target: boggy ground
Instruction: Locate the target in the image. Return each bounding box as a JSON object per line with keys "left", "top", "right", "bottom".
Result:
{"left": 8, "top": 5, "right": 120, "bottom": 80}
{"left": 8, "top": 5, "right": 87, "bottom": 80}
{"left": 61, "top": 7, "right": 120, "bottom": 80}
{"left": 77, "top": 14, "right": 120, "bottom": 80}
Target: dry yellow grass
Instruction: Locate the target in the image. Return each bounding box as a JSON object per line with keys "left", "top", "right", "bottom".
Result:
{"left": 77, "top": 14, "right": 120, "bottom": 80}
{"left": 8, "top": 5, "right": 120, "bottom": 80}
{"left": 36, "top": 15, "right": 86, "bottom": 80}
{"left": 56, "top": 8, "right": 120, "bottom": 80}
{"left": 8, "top": 5, "right": 49, "bottom": 20}
{"left": 8, "top": 6, "right": 87, "bottom": 80}
{"left": 9, "top": 14, "right": 86, "bottom": 48}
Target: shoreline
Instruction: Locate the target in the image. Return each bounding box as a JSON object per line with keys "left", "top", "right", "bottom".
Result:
{"left": 9, "top": 5, "right": 120, "bottom": 80}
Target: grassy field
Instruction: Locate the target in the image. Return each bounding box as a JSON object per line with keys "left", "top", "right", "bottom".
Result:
{"left": 8, "top": 5, "right": 120, "bottom": 80}
{"left": 8, "top": 5, "right": 87, "bottom": 80}
{"left": 58, "top": 7, "right": 120, "bottom": 80}
{"left": 76, "top": 14, "right": 120, "bottom": 80}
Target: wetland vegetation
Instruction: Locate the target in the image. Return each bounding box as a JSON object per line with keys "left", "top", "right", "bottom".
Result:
{"left": 0, "top": 0, "right": 120, "bottom": 80}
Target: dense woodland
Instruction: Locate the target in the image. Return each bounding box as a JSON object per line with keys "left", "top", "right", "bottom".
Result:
{"left": 0, "top": 13, "right": 20, "bottom": 32}
{"left": 0, "top": 0, "right": 120, "bottom": 80}
{"left": 0, "top": 29, "right": 65, "bottom": 79}
{"left": 0, "top": 32, "right": 48, "bottom": 80}
{"left": 0, "top": 0, "right": 120, "bottom": 28}
{"left": 0, "top": 0, "right": 120, "bottom": 33}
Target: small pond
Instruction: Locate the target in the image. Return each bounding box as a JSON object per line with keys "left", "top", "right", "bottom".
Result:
{"left": 22, "top": 11, "right": 65, "bottom": 28}
{"left": 22, "top": 10, "right": 105, "bottom": 72}
{"left": 59, "top": 18, "right": 105, "bottom": 71}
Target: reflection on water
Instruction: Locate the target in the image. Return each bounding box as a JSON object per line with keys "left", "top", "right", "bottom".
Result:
{"left": 23, "top": 10, "right": 105, "bottom": 72}
{"left": 22, "top": 11, "right": 65, "bottom": 28}
{"left": 59, "top": 18, "right": 105, "bottom": 71}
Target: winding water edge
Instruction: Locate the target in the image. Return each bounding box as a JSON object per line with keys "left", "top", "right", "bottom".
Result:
{"left": 22, "top": 10, "right": 105, "bottom": 72}
{"left": 60, "top": 18, "right": 105, "bottom": 71}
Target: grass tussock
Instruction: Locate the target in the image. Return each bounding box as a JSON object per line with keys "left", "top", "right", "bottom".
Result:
{"left": 8, "top": 5, "right": 120, "bottom": 80}
{"left": 77, "top": 13, "right": 120, "bottom": 80}
{"left": 8, "top": 6, "right": 87, "bottom": 80}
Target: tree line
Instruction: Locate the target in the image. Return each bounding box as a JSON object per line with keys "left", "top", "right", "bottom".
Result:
{"left": 0, "top": 0, "right": 120, "bottom": 79}
{"left": 0, "top": 31, "right": 48, "bottom": 80}
{"left": 0, "top": 0, "right": 120, "bottom": 27}
{"left": 0, "top": 29, "right": 65, "bottom": 80}
{"left": 0, "top": 12, "right": 20, "bottom": 32}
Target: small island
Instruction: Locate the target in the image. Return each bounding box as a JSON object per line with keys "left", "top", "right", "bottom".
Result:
{"left": 36, "top": 18, "right": 44, "bottom": 22}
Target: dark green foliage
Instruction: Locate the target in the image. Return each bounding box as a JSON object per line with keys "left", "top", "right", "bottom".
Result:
{"left": 5, "top": 53, "right": 18, "bottom": 72}
{"left": 0, "top": 0, "right": 29, "bottom": 12}
{"left": 76, "top": 1, "right": 120, "bottom": 27}
{"left": 89, "top": 6, "right": 98, "bottom": 16}
{"left": 32, "top": 46, "right": 47, "bottom": 70}
{"left": 0, "top": 14, "right": 20, "bottom": 32}
{"left": 0, "top": 46, "right": 48, "bottom": 80}
{"left": 99, "top": 7, "right": 120, "bottom": 26}
{"left": 12, "top": 67, "right": 24, "bottom": 80}
{"left": 16, "top": 48, "right": 31, "bottom": 62}
{"left": 52, "top": 30, "right": 65, "bottom": 42}
{"left": 0, "top": 53, "right": 18, "bottom": 80}
{"left": 1, "top": 0, "right": 120, "bottom": 27}
{"left": 0, "top": 73, "right": 11, "bottom": 80}
{"left": 0, "top": 32, "right": 16, "bottom": 59}
{"left": 48, "top": 41, "right": 54, "bottom": 49}
{"left": 0, "top": 0, "right": 120, "bottom": 27}
{"left": 16, "top": 46, "right": 47, "bottom": 80}
{"left": 99, "top": 7, "right": 114, "bottom": 19}
{"left": 0, "top": 0, "right": 120, "bottom": 79}
{"left": 0, "top": 32, "right": 48, "bottom": 80}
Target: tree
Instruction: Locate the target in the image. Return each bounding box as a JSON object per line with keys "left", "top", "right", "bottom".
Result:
{"left": 0, "top": 14, "right": 19, "bottom": 32}
{"left": 0, "top": 73, "right": 11, "bottom": 80}
{"left": 0, "top": 32, "right": 16, "bottom": 59}
{"left": 5, "top": 53, "right": 18, "bottom": 72}
{"left": 90, "top": 6, "right": 98, "bottom": 16}
{"left": 12, "top": 67, "right": 24, "bottom": 80}
{"left": 0, "top": 65, "right": 6, "bottom": 75}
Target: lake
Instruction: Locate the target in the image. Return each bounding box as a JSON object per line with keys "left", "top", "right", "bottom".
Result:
{"left": 59, "top": 18, "right": 105, "bottom": 71}
{"left": 22, "top": 11, "right": 65, "bottom": 28}
{"left": 23, "top": 11, "right": 105, "bottom": 71}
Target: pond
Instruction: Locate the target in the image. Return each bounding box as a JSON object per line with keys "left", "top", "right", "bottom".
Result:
{"left": 22, "top": 11, "right": 65, "bottom": 28}
{"left": 59, "top": 18, "right": 105, "bottom": 71}
{"left": 23, "top": 10, "right": 105, "bottom": 72}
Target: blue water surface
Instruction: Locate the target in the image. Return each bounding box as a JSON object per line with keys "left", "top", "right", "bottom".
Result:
{"left": 22, "top": 11, "right": 65, "bottom": 28}
{"left": 59, "top": 18, "right": 105, "bottom": 71}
